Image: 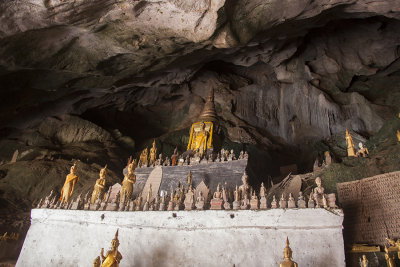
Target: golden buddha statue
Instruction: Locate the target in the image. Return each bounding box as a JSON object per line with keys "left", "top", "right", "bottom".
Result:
{"left": 345, "top": 129, "right": 356, "bottom": 157}
{"left": 186, "top": 88, "right": 218, "bottom": 157}
{"left": 139, "top": 148, "right": 148, "bottom": 167}
{"left": 59, "top": 163, "right": 79, "bottom": 203}
{"left": 187, "top": 171, "right": 193, "bottom": 186}
{"left": 397, "top": 130, "right": 400, "bottom": 142}
{"left": 120, "top": 162, "right": 136, "bottom": 203}
{"left": 387, "top": 238, "right": 400, "bottom": 259}
{"left": 279, "top": 237, "right": 298, "bottom": 267}
{"left": 91, "top": 165, "right": 107, "bottom": 204}
{"left": 360, "top": 255, "right": 368, "bottom": 267}
{"left": 149, "top": 140, "right": 157, "bottom": 166}
{"left": 385, "top": 245, "right": 396, "bottom": 267}
{"left": 99, "top": 230, "right": 123, "bottom": 267}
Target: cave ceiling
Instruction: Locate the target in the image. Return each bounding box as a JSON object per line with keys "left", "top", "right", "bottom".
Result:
{"left": 1, "top": 0, "right": 400, "bottom": 177}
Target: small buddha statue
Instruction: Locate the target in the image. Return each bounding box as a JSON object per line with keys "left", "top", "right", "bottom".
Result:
{"left": 99, "top": 230, "right": 123, "bottom": 267}
{"left": 279, "top": 193, "right": 287, "bottom": 209}
{"left": 271, "top": 195, "right": 278, "bottom": 209}
{"left": 222, "top": 184, "right": 231, "bottom": 210}
{"left": 250, "top": 190, "right": 259, "bottom": 210}
{"left": 139, "top": 148, "right": 148, "bottom": 167}
{"left": 171, "top": 147, "right": 178, "bottom": 166}
{"left": 297, "top": 191, "right": 306, "bottom": 208}
{"left": 384, "top": 245, "right": 396, "bottom": 267}
{"left": 120, "top": 162, "right": 136, "bottom": 204}
{"left": 149, "top": 140, "right": 157, "bottom": 166}
{"left": 167, "top": 190, "right": 174, "bottom": 211}
{"left": 91, "top": 165, "right": 107, "bottom": 204}
{"left": 313, "top": 177, "right": 326, "bottom": 208}
{"left": 356, "top": 142, "right": 369, "bottom": 157}
{"left": 397, "top": 130, "right": 400, "bottom": 142}
{"left": 184, "top": 185, "right": 195, "bottom": 210}
{"left": 239, "top": 151, "right": 244, "bottom": 159}
{"left": 224, "top": 150, "right": 229, "bottom": 161}
{"left": 387, "top": 238, "right": 400, "bottom": 259}
{"left": 187, "top": 171, "right": 193, "bottom": 187}
{"left": 279, "top": 237, "right": 298, "bottom": 267}
{"left": 213, "top": 183, "right": 222, "bottom": 199}
{"left": 359, "top": 255, "right": 368, "bottom": 267}
{"left": 195, "top": 191, "right": 205, "bottom": 210}
{"left": 240, "top": 192, "right": 250, "bottom": 210}
{"left": 239, "top": 171, "right": 250, "bottom": 197}
{"left": 308, "top": 192, "right": 315, "bottom": 208}
{"left": 60, "top": 163, "right": 79, "bottom": 203}
{"left": 287, "top": 193, "right": 296, "bottom": 208}
{"left": 210, "top": 183, "right": 223, "bottom": 210}
{"left": 233, "top": 185, "right": 240, "bottom": 210}
{"left": 345, "top": 129, "right": 356, "bottom": 157}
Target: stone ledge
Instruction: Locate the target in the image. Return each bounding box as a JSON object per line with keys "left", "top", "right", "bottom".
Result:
{"left": 17, "top": 208, "right": 345, "bottom": 267}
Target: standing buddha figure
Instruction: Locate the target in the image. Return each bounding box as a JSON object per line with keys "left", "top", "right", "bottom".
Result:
{"left": 345, "top": 129, "right": 356, "bottom": 157}
{"left": 59, "top": 163, "right": 79, "bottom": 203}
{"left": 91, "top": 165, "right": 107, "bottom": 204}
{"left": 100, "top": 230, "right": 123, "bottom": 267}
{"left": 120, "top": 161, "right": 136, "bottom": 203}
{"left": 149, "top": 140, "right": 157, "bottom": 166}
{"left": 397, "top": 130, "right": 400, "bottom": 142}
{"left": 384, "top": 245, "right": 396, "bottom": 267}
{"left": 279, "top": 237, "right": 298, "bottom": 267}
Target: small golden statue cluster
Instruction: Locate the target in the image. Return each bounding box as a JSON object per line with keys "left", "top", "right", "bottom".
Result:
{"left": 345, "top": 129, "right": 369, "bottom": 157}
{"left": 385, "top": 238, "right": 400, "bottom": 267}
{"left": 93, "top": 230, "right": 122, "bottom": 267}
{"left": 38, "top": 165, "right": 337, "bottom": 211}
{"left": 0, "top": 232, "right": 19, "bottom": 241}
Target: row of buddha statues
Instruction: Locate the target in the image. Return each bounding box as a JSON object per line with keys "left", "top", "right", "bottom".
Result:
{"left": 359, "top": 238, "right": 400, "bottom": 267}
{"left": 38, "top": 160, "right": 337, "bottom": 212}
{"left": 0, "top": 232, "right": 19, "bottom": 242}
{"left": 92, "top": 230, "right": 298, "bottom": 267}
{"left": 136, "top": 140, "right": 248, "bottom": 168}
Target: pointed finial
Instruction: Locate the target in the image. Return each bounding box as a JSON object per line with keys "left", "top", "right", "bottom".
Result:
{"left": 115, "top": 229, "right": 119, "bottom": 239}
{"left": 286, "top": 237, "right": 290, "bottom": 247}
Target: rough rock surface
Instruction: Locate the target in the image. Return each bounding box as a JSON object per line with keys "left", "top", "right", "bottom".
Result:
{"left": 1, "top": 1, "right": 400, "bottom": 264}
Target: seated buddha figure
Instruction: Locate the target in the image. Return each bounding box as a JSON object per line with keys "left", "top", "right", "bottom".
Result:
{"left": 120, "top": 162, "right": 136, "bottom": 203}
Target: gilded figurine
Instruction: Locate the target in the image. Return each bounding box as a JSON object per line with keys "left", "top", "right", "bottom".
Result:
{"left": 120, "top": 162, "right": 136, "bottom": 204}
{"left": 384, "top": 245, "right": 396, "bottom": 267}
{"left": 387, "top": 238, "right": 400, "bottom": 259}
{"left": 139, "top": 148, "right": 148, "bottom": 167}
{"left": 149, "top": 140, "right": 157, "bottom": 166}
{"left": 345, "top": 129, "right": 356, "bottom": 157}
{"left": 98, "top": 230, "right": 123, "bottom": 267}
{"left": 59, "top": 163, "right": 79, "bottom": 203}
{"left": 397, "top": 130, "right": 400, "bottom": 142}
{"left": 279, "top": 237, "right": 298, "bottom": 267}
{"left": 359, "top": 255, "right": 368, "bottom": 267}
{"left": 91, "top": 165, "right": 107, "bottom": 204}
{"left": 356, "top": 142, "right": 369, "bottom": 157}
{"left": 187, "top": 171, "right": 193, "bottom": 187}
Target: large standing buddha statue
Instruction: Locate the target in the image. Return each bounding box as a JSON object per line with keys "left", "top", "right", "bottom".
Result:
{"left": 186, "top": 88, "right": 220, "bottom": 158}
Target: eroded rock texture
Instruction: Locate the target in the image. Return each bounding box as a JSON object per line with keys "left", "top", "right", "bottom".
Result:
{"left": 1, "top": 2, "right": 400, "bottom": 259}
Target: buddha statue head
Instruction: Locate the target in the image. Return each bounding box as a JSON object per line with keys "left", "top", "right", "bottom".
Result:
{"left": 100, "top": 165, "right": 107, "bottom": 179}
{"left": 111, "top": 230, "right": 120, "bottom": 250}
{"left": 70, "top": 163, "right": 77, "bottom": 175}
{"left": 241, "top": 171, "right": 249, "bottom": 185}
{"left": 315, "top": 177, "right": 322, "bottom": 187}
{"left": 283, "top": 237, "right": 293, "bottom": 260}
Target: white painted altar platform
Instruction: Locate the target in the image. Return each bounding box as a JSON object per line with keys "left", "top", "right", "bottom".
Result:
{"left": 17, "top": 208, "right": 345, "bottom": 267}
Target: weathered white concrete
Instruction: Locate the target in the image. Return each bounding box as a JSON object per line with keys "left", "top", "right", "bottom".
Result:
{"left": 17, "top": 209, "right": 345, "bottom": 267}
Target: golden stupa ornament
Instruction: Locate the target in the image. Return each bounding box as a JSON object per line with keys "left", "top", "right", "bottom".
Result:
{"left": 345, "top": 129, "right": 356, "bottom": 157}
{"left": 186, "top": 88, "right": 217, "bottom": 157}
{"left": 279, "top": 237, "right": 298, "bottom": 267}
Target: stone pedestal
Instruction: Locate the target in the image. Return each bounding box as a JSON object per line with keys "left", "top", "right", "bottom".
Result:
{"left": 210, "top": 199, "right": 223, "bottom": 210}
{"left": 232, "top": 201, "right": 240, "bottom": 210}
{"left": 288, "top": 200, "right": 296, "bottom": 209}
{"left": 259, "top": 197, "right": 268, "bottom": 210}
{"left": 17, "top": 209, "right": 346, "bottom": 267}
{"left": 250, "top": 199, "right": 259, "bottom": 210}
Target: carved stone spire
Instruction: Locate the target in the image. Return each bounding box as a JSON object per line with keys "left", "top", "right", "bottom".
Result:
{"left": 198, "top": 88, "right": 217, "bottom": 122}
